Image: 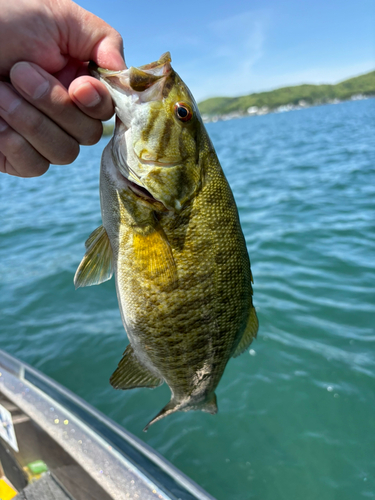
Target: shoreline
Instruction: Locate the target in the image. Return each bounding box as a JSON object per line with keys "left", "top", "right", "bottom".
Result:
{"left": 201, "top": 94, "right": 373, "bottom": 123}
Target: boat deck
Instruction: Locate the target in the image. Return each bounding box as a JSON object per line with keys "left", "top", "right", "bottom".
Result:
{"left": 0, "top": 349, "right": 216, "bottom": 500}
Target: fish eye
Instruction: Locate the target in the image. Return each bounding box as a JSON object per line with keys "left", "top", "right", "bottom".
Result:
{"left": 174, "top": 102, "right": 193, "bottom": 122}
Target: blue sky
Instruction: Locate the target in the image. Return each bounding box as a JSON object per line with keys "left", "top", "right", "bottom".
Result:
{"left": 77, "top": 0, "right": 374, "bottom": 102}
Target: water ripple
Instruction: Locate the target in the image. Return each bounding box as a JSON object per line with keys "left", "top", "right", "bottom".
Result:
{"left": 1, "top": 99, "right": 374, "bottom": 500}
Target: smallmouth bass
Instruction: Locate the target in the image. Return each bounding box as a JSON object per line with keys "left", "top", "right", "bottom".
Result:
{"left": 75, "top": 53, "right": 258, "bottom": 430}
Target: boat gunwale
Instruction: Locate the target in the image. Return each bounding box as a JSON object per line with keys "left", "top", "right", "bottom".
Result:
{"left": 0, "top": 349, "right": 216, "bottom": 500}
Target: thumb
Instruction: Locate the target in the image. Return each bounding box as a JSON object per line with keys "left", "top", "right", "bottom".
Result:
{"left": 60, "top": 1, "right": 126, "bottom": 70}
{"left": 87, "top": 28, "right": 126, "bottom": 71}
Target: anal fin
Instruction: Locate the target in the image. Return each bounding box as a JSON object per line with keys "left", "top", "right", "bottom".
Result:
{"left": 232, "top": 306, "right": 259, "bottom": 358}
{"left": 74, "top": 225, "right": 113, "bottom": 289}
{"left": 110, "top": 344, "right": 163, "bottom": 390}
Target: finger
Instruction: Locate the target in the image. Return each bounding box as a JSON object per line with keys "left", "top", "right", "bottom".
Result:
{"left": 0, "top": 117, "right": 49, "bottom": 177}
{"left": 10, "top": 62, "right": 103, "bottom": 146}
{"left": 69, "top": 76, "right": 115, "bottom": 121}
{"left": 0, "top": 82, "right": 80, "bottom": 165}
{"left": 66, "top": 3, "right": 126, "bottom": 70}
{"left": 53, "top": 58, "right": 84, "bottom": 89}
{"left": 89, "top": 32, "right": 126, "bottom": 71}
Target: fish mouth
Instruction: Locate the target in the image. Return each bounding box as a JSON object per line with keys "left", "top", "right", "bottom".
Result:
{"left": 88, "top": 53, "right": 172, "bottom": 100}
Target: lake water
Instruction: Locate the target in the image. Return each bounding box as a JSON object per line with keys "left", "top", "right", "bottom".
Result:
{"left": 1, "top": 98, "right": 374, "bottom": 500}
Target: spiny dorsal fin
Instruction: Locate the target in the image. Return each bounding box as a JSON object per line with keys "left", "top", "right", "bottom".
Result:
{"left": 133, "top": 225, "right": 178, "bottom": 289}
{"left": 232, "top": 306, "right": 259, "bottom": 358}
{"left": 74, "top": 225, "right": 113, "bottom": 289}
{"left": 110, "top": 344, "right": 163, "bottom": 391}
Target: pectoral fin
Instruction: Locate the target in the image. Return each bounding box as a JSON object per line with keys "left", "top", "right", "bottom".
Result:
{"left": 74, "top": 225, "right": 113, "bottom": 289}
{"left": 133, "top": 225, "right": 178, "bottom": 288}
{"left": 84, "top": 225, "right": 104, "bottom": 249}
{"left": 232, "top": 306, "right": 259, "bottom": 358}
{"left": 110, "top": 344, "right": 163, "bottom": 390}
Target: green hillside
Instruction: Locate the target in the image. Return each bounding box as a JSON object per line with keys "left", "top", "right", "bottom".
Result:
{"left": 198, "top": 70, "right": 375, "bottom": 116}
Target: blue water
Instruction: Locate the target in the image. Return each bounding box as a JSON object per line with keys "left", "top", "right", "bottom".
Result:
{"left": 1, "top": 99, "right": 374, "bottom": 500}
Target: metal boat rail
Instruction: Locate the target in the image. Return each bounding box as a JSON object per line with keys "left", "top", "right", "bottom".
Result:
{"left": 0, "top": 349, "right": 216, "bottom": 500}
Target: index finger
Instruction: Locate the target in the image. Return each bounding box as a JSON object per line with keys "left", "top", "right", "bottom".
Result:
{"left": 10, "top": 62, "right": 102, "bottom": 145}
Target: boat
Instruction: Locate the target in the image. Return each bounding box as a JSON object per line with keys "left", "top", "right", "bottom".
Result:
{"left": 0, "top": 349, "right": 216, "bottom": 500}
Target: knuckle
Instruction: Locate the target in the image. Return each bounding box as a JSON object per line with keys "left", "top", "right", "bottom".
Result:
{"left": 26, "top": 161, "right": 50, "bottom": 178}
{"left": 52, "top": 140, "right": 80, "bottom": 165}
{"left": 5, "top": 132, "right": 29, "bottom": 161}
{"left": 27, "top": 112, "right": 48, "bottom": 139}
{"left": 0, "top": 132, "right": 49, "bottom": 177}
{"left": 78, "top": 121, "right": 103, "bottom": 146}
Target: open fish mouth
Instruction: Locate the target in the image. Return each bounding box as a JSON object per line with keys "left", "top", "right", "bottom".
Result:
{"left": 90, "top": 54, "right": 177, "bottom": 211}
{"left": 88, "top": 53, "right": 172, "bottom": 100}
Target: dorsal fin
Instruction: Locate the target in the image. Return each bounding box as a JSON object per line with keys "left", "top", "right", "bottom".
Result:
{"left": 110, "top": 344, "right": 163, "bottom": 390}
{"left": 232, "top": 306, "right": 259, "bottom": 358}
{"left": 74, "top": 225, "right": 113, "bottom": 289}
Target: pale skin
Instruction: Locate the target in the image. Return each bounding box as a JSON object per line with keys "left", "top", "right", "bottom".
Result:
{"left": 0, "top": 0, "right": 126, "bottom": 177}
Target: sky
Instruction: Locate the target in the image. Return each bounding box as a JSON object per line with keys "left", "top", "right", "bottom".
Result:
{"left": 77, "top": 0, "right": 375, "bottom": 102}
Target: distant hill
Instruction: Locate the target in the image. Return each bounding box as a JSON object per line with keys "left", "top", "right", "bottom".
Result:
{"left": 198, "top": 70, "right": 375, "bottom": 116}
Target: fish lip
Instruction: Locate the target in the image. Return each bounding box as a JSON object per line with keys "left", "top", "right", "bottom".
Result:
{"left": 88, "top": 57, "right": 172, "bottom": 99}
{"left": 88, "top": 61, "right": 122, "bottom": 79}
{"left": 89, "top": 52, "right": 171, "bottom": 79}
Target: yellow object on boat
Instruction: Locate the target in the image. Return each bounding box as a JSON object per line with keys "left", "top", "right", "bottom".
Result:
{"left": 0, "top": 478, "right": 17, "bottom": 500}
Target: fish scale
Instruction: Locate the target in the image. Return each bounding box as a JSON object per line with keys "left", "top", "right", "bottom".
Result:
{"left": 75, "top": 53, "right": 258, "bottom": 430}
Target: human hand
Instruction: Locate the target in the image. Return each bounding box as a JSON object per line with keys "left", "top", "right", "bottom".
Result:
{"left": 0, "top": 0, "right": 125, "bottom": 177}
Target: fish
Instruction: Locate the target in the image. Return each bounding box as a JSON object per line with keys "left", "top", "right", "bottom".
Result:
{"left": 74, "top": 52, "right": 258, "bottom": 431}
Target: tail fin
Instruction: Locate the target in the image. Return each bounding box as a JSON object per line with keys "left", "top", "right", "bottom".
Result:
{"left": 200, "top": 393, "right": 218, "bottom": 414}
{"left": 143, "top": 399, "right": 181, "bottom": 432}
{"left": 143, "top": 393, "right": 218, "bottom": 431}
